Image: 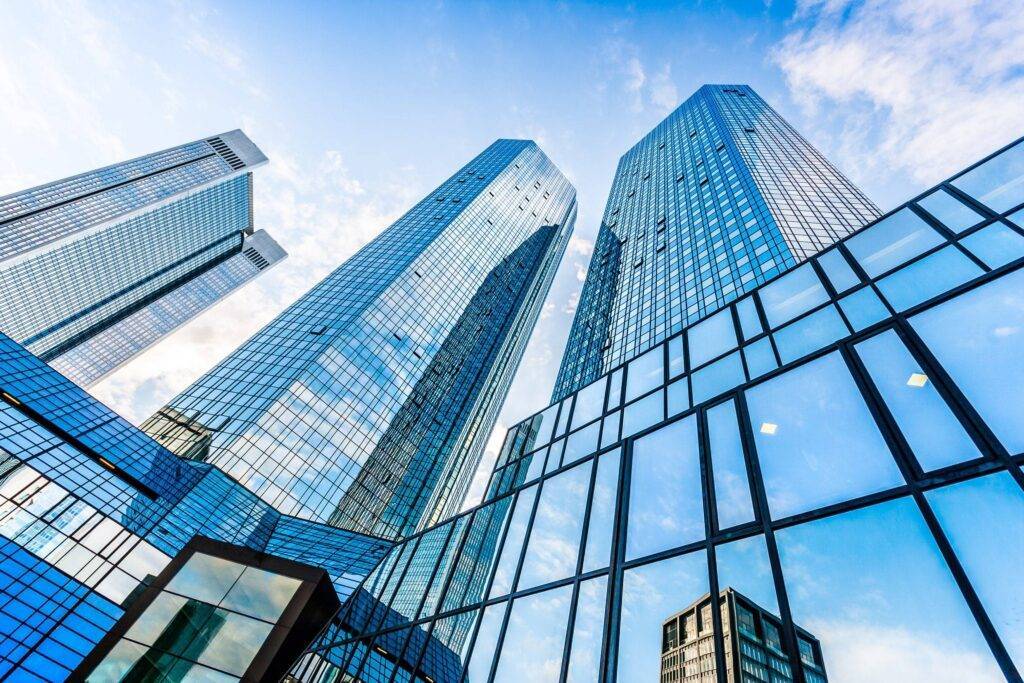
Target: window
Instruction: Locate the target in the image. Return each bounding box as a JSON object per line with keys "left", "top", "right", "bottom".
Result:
{"left": 758, "top": 263, "right": 828, "bottom": 328}
{"left": 960, "top": 221, "right": 1024, "bottom": 268}
{"left": 845, "top": 208, "right": 944, "bottom": 277}
{"left": 917, "top": 188, "right": 984, "bottom": 233}
{"left": 519, "top": 462, "right": 591, "bottom": 589}
{"left": 875, "top": 245, "right": 982, "bottom": 311}
{"left": 687, "top": 308, "right": 737, "bottom": 367}
{"left": 625, "top": 346, "right": 664, "bottom": 401}
{"left": 951, "top": 140, "right": 1024, "bottom": 212}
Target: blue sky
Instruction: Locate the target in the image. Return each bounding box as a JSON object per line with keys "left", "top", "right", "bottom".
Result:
{"left": 2, "top": 0, "right": 1022, "bottom": 510}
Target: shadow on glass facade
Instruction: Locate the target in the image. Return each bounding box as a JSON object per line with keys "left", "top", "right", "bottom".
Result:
{"left": 301, "top": 135, "right": 1024, "bottom": 683}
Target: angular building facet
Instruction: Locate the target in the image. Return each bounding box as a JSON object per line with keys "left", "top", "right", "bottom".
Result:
{"left": 553, "top": 84, "right": 880, "bottom": 398}
{"left": 0, "top": 130, "right": 283, "bottom": 386}
{"left": 306, "top": 136, "right": 1024, "bottom": 683}
{"left": 143, "top": 139, "right": 577, "bottom": 538}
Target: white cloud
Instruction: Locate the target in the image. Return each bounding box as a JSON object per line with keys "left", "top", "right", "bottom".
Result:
{"left": 598, "top": 36, "right": 679, "bottom": 115}
{"left": 773, "top": 0, "right": 1024, "bottom": 189}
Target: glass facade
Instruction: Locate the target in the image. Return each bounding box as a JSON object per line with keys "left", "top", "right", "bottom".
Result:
{"left": 48, "top": 230, "right": 286, "bottom": 388}
{"left": 553, "top": 84, "right": 880, "bottom": 399}
{"left": 309, "top": 136, "right": 1024, "bottom": 683}
{"left": 0, "top": 130, "right": 282, "bottom": 380}
{"left": 143, "top": 139, "right": 578, "bottom": 539}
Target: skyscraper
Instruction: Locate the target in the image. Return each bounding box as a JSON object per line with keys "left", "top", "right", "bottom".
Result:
{"left": 307, "top": 134, "right": 1024, "bottom": 683}
{"left": 143, "top": 139, "right": 577, "bottom": 539}
{"left": 553, "top": 84, "right": 880, "bottom": 398}
{"left": 0, "top": 130, "right": 283, "bottom": 386}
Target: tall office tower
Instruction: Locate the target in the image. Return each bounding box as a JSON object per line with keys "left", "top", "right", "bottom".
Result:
{"left": 0, "top": 130, "right": 282, "bottom": 386}
{"left": 49, "top": 229, "right": 286, "bottom": 387}
{"left": 143, "top": 139, "right": 577, "bottom": 539}
{"left": 306, "top": 137, "right": 1024, "bottom": 683}
{"left": 553, "top": 84, "right": 880, "bottom": 398}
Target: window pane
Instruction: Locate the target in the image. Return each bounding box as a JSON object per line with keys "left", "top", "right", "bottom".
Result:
{"left": 222, "top": 566, "right": 301, "bottom": 623}
{"left": 776, "top": 497, "right": 1002, "bottom": 682}
{"left": 465, "top": 602, "right": 507, "bottom": 683}
{"left": 622, "top": 389, "right": 664, "bottom": 439}
{"left": 529, "top": 404, "right": 559, "bottom": 451}
{"left": 583, "top": 449, "right": 620, "bottom": 573}
{"left": 166, "top": 554, "right": 244, "bottom": 605}
{"left": 926, "top": 473, "right": 1024, "bottom": 670}
{"left": 736, "top": 296, "right": 763, "bottom": 340}
{"left": 745, "top": 352, "right": 904, "bottom": 518}
{"left": 601, "top": 410, "right": 620, "bottom": 448}
{"left": 626, "top": 347, "right": 664, "bottom": 401}
{"left": 743, "top": 337, "right": 777, "bottom": 379}
{"left": 817, "top": 248, "right": 860, "bottom": 293}
{"left": 845, "top": 207, "right": 945, "bottom": 278}
{"left": 522, "top": 447, "right": 547, "bottom": 483}
{"left": 617, "top": 550, "right": 708, "bottom": 683}
{"left": 917, "top": 188, "right": 984, "bottom": 233}
{"left": 876, "top": 245, "right": 982, "bottom": 312}
{"left": 627, "top": 416, "right": 704, "bottom": 560}
{"left": 690, "top": 351, "right": 745, "bottom": 405}
{"left": 489, "top": 486, "right": 537, "bottom": 598}
{"left": 196, "top": 610, "right": 274, "bottom": 676}
{"left": 773, "top": 305, "right": 849, "bottom": 364}
{"left": 951, "top": 140, "right": 1024, "bottom": 212}
{"left": 562, "top": 421, "right": 600, "bottom": 467}
{"left": 910, "top": 268, "right": 1024, "bottom": 452}
{"left": 566, "top": 576, "right": 608, "bottom": 683}
{"left": 960, "top": 221, "right": 1024, "bottom": 268}
{"left": 546, "top": 439, "right": 564, "bottom": 474}
{"left": 555, "top": 397, "right": 573, "bottom": 437}
{"left": 855, "top": 330, "right": 979, "bottom": 471}
{"left": 607, "top": 368, "right": 624, "bottom": 409}
{"left": 688, "top": 308, "right": 737, "bottom": 368}
{"left": 519, "top": 462, "right": 592, "bottom": 590}
{"left": 758, "top": 262, "right": 829, "bottom": 328}
{"left": 493, "top": 584, "right": 572, "bottom": 682}
{"left": 837, "top": 285, "right": 890, "bottom": 332}
{"left": 668, "top": 336, "right": 685, "bottom": 378}
{"left": 667, "top": 377, "right": 690, "bottom": 417}
{"left": 707, "top": 400, "right": 754, "bottom": 529}
{"left": 716, "top": 534, "right": 779, "bottom": 616}
{"left": 572, "top": 377, "right": 606, "bottom": 429}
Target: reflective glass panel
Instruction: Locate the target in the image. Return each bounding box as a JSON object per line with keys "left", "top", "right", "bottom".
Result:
{"left": 668, "top": 336, "right": 685, "bottom": 377}
{"left": 855, "top": 330, "right": 979, "bottom": 471}
{"left": 773, "top": 305, "right": 849, "bottom": 364}
{"left": 562, "top": 421, "right": 600, "bottom": 467}
{"left": 951, "top": 140, "right": 1024, "bottom": 212}
{"left": 531, "top": 404, "right": 559, "bottom": 451}
{"left": 960, "top": 221, "right": 1024, "bottom": 268}
{"left": 736, "top": 296, "right": 763, "bottom": 340}
{"left": 601, "top": 411, "right": 620, "bottom": 448}
{"left": 817, "top": 248, "right": 860, "bottom": 293}
{"left": 758, "top": 262, "right": 829, "bottom": 328}
{"left": 124, "top": 592, "right": 190, "bottom": 646}
{"left": 566, "top": 576, "right": 608, "bottom": 683}
{"left": 607, "top": 368, "right": 624, "bottom": 409}
{"left": 776, "top": 497, "right": 1002, "bottom": 682}
{"left": 743, "top": 337, "right": 777, "bottom": 379}
{"left": 926, "top": 473, "right": 1024, "bottom": 670}
{"left": 690, "top": 350, "right": 745, "bottom": 405}
{"left": 910, "top": 268, "right": 1024, "bottom": 452}
{"left": 838, "top": 285, "right": 890, "bottom": 332}
{"left": 572, "top": 377, "right": 606, "bottom": 430}
{"left": 745, "top": 352, "right": 904, "bottom": 518}
{"left": 493, "top": 584, "right": 572, "bottom": 682}
{"left": 221, "top": 567, "right": 301, "bottom": 623}
{"left": 621, "top": 389, "right": 664, "bottom": 439}
{"left": 627, "top": 416, "right": 704, "bottom": 560}
{"left": 688, "top": 308, "right": 737, "bottom": 367}
{"left": 522, "top": 447, "right": 547, "bottom": 483}
{"left": 196, "top": 610, "right": 275, "bottom": 676}
{"left": 845, "top": 207, "right": 944, "bottom": 277}
{"left": 489, "top": 486, "right": 537, "bottom": 598}
{"left": 617, "top": 550, "right": 708, "bottom": 683}
{"left": 707, "top": 400, "right": 754, "bottom": 529}
{"left": 917, "top": 188, "right": 984, "bottom": 233}
{"left": 465, "top": 602, "right": 507, "bottom": 683}
{"left": 716, "top": 534, "right": 779, "bottom": 615}
{"left": 626, "top": 347, "right": 664, "bottom": 402}
{"left": 166, "top": 554, "right": 244, "bottom": 605}
{"left": 876, "top": 245, "right": 982, "bottom": 312}
{"left": 667, "top": 377, "right": 690, "bottom": 417}
{"left": 556, "top": 397, "right": 573, "bottom": 437}
{"left": 519, "top": 461, "right": 592, "bottom": 590}
{"left": 583, "top": 448, "right": 621, "bottom": 572}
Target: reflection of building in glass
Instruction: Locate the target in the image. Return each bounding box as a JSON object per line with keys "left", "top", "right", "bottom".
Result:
{"left": 143, "top": 139, "right": 577, "bottom": 539}
{"left": 660, "top": 589, "right": 826, "bottom": 683}
{"left": 553, "top": 84, "right": 879, "bottom": 399}
{"left": 0, "top": 130, "right": 283, "bottom": 387}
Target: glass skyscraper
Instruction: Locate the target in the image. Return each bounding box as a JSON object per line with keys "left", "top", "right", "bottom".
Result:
{"left": 0, "top": 130, "right": 283, "bottom": 387}
{"left": 142, "top": 139, "right": 577, "bottom": 539}
{"left": 553, "top": 84, "right": 880, "bottom": 399}
{"left": 302, "top": 135, "right": 1024, "bottom": 682}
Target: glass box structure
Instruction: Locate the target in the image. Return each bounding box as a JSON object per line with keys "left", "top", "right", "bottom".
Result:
{"left": 0, "top": 130, "right": 283, "bottom": 387}
{"left": 553, "top": 85, "right": 880, "bottom": 399}
{"left": 143, "top": 139, "right": 577, "bottom": 539}
{"left": 297, "top": 136, "right": 1024, "bottom": 683}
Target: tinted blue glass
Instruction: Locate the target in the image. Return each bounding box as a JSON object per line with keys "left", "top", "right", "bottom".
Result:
{"left": 626, "top": 347, "right": 664, "bottom": 401}
{"left": 667, "top": 377, "right": 690, "bottom": 417}
{"left": 601, "top": 411, "right": 620, "bottom": 448}
{"left": 489, "top": 486, "right": 537, "bottom": 598}
{"left": 758, "top": 263, "right": 829, "bottom": 328}
{"left": 745, "top": 352, "right": 903, "bottom": 518}
{"left": 845, "top": 207, "right": 944, "bottom": 277}
{"left": 607, "top": 368, "right": 624, "bottom": 409}
{"left": 876, "top": 245, "right": 982, "bottom": 311}
{"left": 562, "top": 422, "right": 600, "bottom": 467}
{"left": 735, "top": 297, "right": 763, "bottom": 341}
{"left": 960, "top": 221, "right": 1024, "bottom": 268}
{"left": 917, "top": 188, "right": 984, "bottom": 233}
{"left": 518, "top": 462, "right": 591, "bottom": 589}
{"left": 707, "top": 400, "right": 754, "bottom": 528}
{"left": 572, "top": 377, "right": 606, "bottom": 429}
{"left": 522, "top": 448, "right": 547, "bottom": 483}
{"left": 621, "top": 389, "right": 664, "bottom": 439}
{"left": 565, "top": 576, "right": 607, "bottom": 682}
{"left": 627, "top": 416, "right": 703, "bottom": 560}
{"left": 667, "top": 337, "right": 685, "bottom": 377}
{"left": 772, "top": 305, "right": 848, "bottom": 364}
{"left": 493, "top": 585, "right": 572, "bottom": 682}
{"left": 742, "top": 337, "right": 777, "bottom": 379}
{"left": 716, "top": 534, "right": 778, "bottom": 615}
{"left": 690, "top": 351, "right": 745, "bottom": 405}
{"left": 911, "top": 268, "right": 1024, "bottom": 453}
{"left": 582, "top": 450, "right": 620, "bottom": 572}
{"left": 952, "top": 140, "right": 1024, "bottom": 212}
{"left": 837, "top": 285, "right": 890, "bottom": 332}
{"left": 687, "top": 308, "right": 737, "bottom": 367}
{"left": 855, "top": 330, "right": 979, "bottom": 471}
{"left": 816, "top": 248, "right": 861, "bottom": 293}
{"left": 465, "top": 602, "right": 506, "bottom": 683}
